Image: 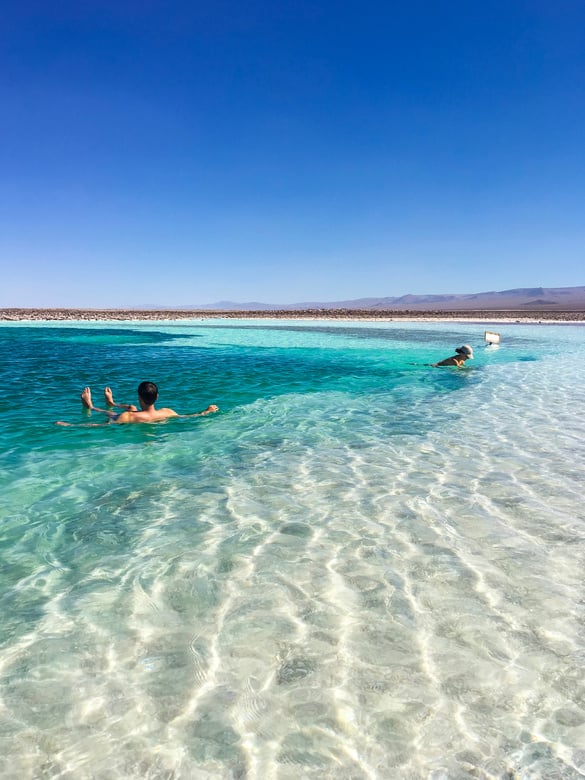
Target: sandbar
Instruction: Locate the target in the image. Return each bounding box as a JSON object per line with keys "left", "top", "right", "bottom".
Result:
{"left": 1, "top": 307, "right": 585, "bottom": 323}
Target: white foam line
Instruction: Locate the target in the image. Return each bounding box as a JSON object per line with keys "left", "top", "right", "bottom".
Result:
{"left": 230, "top": 675, "right": 273, "bottom": 780}
{"left": 388, "top": 525, "right": 450, "bottom": 764}
{"left": 0, "top": 631, "right": 38, "bottom": 679}
{"left": 166, "top": 498, "right": 281, "bottom": 759}
{"left": 166, "top": 576, "right": 235, "bottom": 735}
{"left": 451, "top": 541, "right": 530, "bottom": 636}
{"left": 453, "top": 701, "right": 483, "bottom": 748}
{"left": 323, "top": 531, "right": 379, "bottom": 780}
{"left": 553, "top": 741, "right": 585, "bottom": 775}
{"left": 225, "top": 519, "right": 287, "bottom": 780}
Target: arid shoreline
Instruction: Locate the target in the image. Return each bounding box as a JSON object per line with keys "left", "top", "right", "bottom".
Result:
{"left": 1, "top": 307, "right": 585, "bottom": 323}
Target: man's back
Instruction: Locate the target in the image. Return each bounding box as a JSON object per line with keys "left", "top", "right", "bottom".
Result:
{"left": 114, "top": 407, "right": 179, "bottom": 424}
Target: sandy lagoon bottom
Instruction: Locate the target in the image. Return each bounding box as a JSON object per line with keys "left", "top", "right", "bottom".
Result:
{"left": 0, "top": 319, "right": 584, "bottom": 778}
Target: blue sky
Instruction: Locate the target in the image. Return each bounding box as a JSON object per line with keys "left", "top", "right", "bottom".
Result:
{"left": 1, "top": 1, "right": 583, "bottom": 307}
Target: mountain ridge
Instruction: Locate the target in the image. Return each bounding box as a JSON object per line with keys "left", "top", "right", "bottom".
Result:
{"left": 166, "top": 286, "right": 585, "bottom": 312}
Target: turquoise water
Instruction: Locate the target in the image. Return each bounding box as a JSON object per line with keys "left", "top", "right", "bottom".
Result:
{"left": 1, "top": 319, "right": 584, "bottom": 778}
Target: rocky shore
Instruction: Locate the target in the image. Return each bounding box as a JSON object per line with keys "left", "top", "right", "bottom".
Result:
{"left": 1, "top": 308, "right": 585, "bottom": 322}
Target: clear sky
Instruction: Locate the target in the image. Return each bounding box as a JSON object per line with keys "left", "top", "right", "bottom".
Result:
{"left": 1, "top": 1, "right": 584, "bottom": 308}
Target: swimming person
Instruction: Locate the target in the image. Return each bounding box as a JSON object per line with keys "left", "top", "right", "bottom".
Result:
{"left": 433, "top": 344, "right": 474, "bottom": 367}
{"left": 56, "top": 381, "right": 218, "bottom": 426}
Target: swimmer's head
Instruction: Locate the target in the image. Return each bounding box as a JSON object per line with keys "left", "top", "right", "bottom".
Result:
{"left": 455, "top": 345, "right": 473, "bottom": 359}
{"left": 138, "top": 381, "right": 158, "bottom": 405}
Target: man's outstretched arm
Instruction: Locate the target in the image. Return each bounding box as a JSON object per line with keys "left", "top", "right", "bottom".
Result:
{"left": 178, "top": 404, "right": 219, "bottom": 418}
{"left": 55, "top": 420, "right": 111, "bottom": 427}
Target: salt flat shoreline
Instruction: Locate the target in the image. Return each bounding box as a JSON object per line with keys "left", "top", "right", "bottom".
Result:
{"left": 1, "top": 308, "right": 585, "bottom": 324}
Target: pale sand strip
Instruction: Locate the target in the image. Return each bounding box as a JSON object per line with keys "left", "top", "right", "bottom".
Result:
{"left": 1, "top": 308, "right": 585, "bottom": 323}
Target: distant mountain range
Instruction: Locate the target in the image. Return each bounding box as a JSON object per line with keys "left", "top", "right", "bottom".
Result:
{"left": 143, "top": 286, "right": 585, "bottom": 311}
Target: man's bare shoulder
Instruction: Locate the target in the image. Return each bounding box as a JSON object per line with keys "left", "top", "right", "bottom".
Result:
{"left": 112, "top": 410, "right": 136, "bottom": 424}
{"left": 158, "top": 407, "right": 179, "bottom": 419}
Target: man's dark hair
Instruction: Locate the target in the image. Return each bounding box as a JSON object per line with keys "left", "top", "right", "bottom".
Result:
{"left": 138, "top": 381, "right": 158, "bottom": 405}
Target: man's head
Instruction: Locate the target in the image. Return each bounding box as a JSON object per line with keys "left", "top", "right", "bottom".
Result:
{"left": 138, "top": 381, "right": 158, "bottom": 405}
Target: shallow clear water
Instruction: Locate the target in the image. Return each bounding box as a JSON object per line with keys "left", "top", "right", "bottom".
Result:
{"left": 1, "top": 319, "right": 584, "bottom": 779}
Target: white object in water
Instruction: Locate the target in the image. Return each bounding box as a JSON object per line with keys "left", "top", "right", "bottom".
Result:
{"left": 484, "top": 330, "right": 500, "bottom": 345}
